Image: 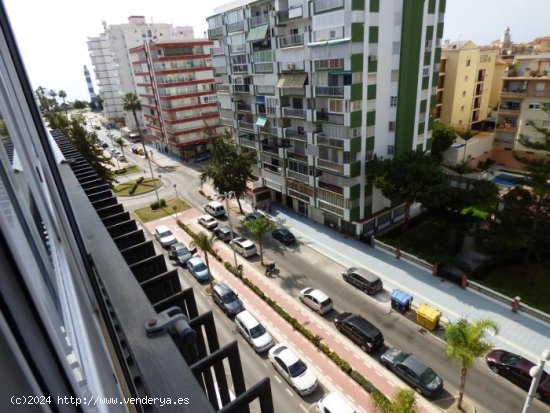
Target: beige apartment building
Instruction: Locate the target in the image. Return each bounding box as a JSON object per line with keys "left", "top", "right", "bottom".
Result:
{"left": 436, "top": 40, "right": 507, "bottom": 131}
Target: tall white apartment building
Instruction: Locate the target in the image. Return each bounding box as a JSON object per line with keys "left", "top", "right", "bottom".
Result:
{"left": 207, "top": 0, "right": 445, "bottom": 236}
{"left": 87, "top": 16, "right": 194, "bottom": 128}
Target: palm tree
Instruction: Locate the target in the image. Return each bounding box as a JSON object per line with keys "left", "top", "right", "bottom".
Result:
{"left": 194, "top": 231, "right": 217, "bottom": 290}
{"left": 114, "top": 136, "right": 127, "bottom": 160}
{"left": 58, "top": 90, "right": 68, "bottom": 116}
{"left": 243, "top": 216, "right": 275, "bottom": 265}
{"left": 372, "top": 388, "right": 417, "bottom": 413}
{"left": 122, "top": 93, "right": 147, "bottom": 158}
{"left": 444, "top": 318, "right": 498, "bottom": 409}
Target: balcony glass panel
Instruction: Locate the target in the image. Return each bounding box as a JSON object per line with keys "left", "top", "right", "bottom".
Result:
{"left": 282, "top": 107, "right": 306, "bottom": 118}
{"left": 250, "top": 14, "right": 269, "bottom": 27}
{"left": 315, "top": 86, "right": 344, "bottom": 97}
{"left": 227, "top": 21, "right": 245, "bottom": 33}
{"left": 279, "top": 34, "right": 304, "bottom": 48}
{"left": 284, "top": 128, "right": 307, "bottom": 141}
{"left": 317, "top": 111, "right": 344, "bottom": 124}
{"left": 313, "top": 0, "right": 344, "bottom": 13}
{"left": 238, "top": 120, "right": 255, "bottom": 131}
{"left": 233, "top": 84, "right": 251, "bottom": 93}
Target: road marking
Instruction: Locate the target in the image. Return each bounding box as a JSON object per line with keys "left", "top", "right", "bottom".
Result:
{"left": 286, "top": 388, "right": 294, "bottom": 397}
{"left": 299, "top": 403, "right": 308, "bottom": 413}
{"left": 335, "top": 384, "right": 343, "bottom": 391}
{"left": 274, "top": 375, "right": 282, "bottom": 384}
{"left": 353, "top": 353, "right": 361, "bottom": 359}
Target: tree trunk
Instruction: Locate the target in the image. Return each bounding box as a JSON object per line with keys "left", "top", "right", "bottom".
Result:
{"left": 133, "top": 110, "right": 147, "bottom": 159}
{"left": 259, "top": 238, "right": 264, "bottom": 266}
{"left": 236, "top": 196, "right": 244, "bottom": 215}
{"left": 457, "top": 366, "right": 468, "bottom": 409}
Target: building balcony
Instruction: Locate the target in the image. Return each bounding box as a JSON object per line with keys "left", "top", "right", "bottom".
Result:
{"left": 262, "top": 163, "right": 281, "bottom": 174}
{"left": 278, "top": 33, "right": 304, "bottom": 48}
{"left": 254, "top": 62, "right": 273, "bottom": 73}
{"left": 286, "top": 151, "right": 308, "bottom": 162}
{"left": 317, "top": 134, "right": 344, "bottom": 149}
{"left": 233, "top": 84, "right": 251, "bottom": 93}
{"left": 317, "top": 158, "right": 344, "bottom": 174}
{"left": 496, "top": 123, "right": 517, "bottom": 132}
{"left": 208, "top": 27, "right": 223, "bottom": 38}
{"left": 286, "top": 179, "right": 314, "bottom": 198}
{"left": 501, "top": 89, "right": 527, "bottom": 98}
{"left": 260, "top": 125, "right": 279, "bottom": 136}
{"left": 253, "top": 50, "right": 274, "bottom": 63}
{"left": 230, "top": 43, "right": 247, "bottom": 54}
{"left": 236, "top": 102, "right": 252, "bottom": 112}
{"left": 250, "top": 14, "right": 269, "bottom": 27}
{"left": 213, "top": 66, "right": 228, "bottom": 75}
{"left": 240, "top": 137, "right": 257, "bottom": 149}
{"left": 227, "top": 21, "right": 245, "bottom": 33}
{"left": 498, "top": 107, "right": 520, "bottom": 116}
{"left": 286, "top": 169, "right": 310, "bottom": 183}
{"left": 318, "top": 180, "right": 344, "bottom": 195}
{"left": 211, "top": 47, "right": 225, "bottom": 55}
{"left": 315, "top": 86, "right": 345, "bottom": 97}
{"left": 220, "top": 118, "right": 236, "bottom": 128}
{"left": 282, "top": 107, "right": 306, "bottom": 119}
{"left": 284, "top": 128, "right": 307, "bottom": 141}
{"left": 279, "top": 61, "right": 305, "bottom": 72}
{"left": 314, "top": 58, "right": 344, "bottom": 71}
{"left": 256, "top": 85, "right": 275, "bottom": 95}
{"left": 238, "top": 120, "right": 255, "bottom": 131}
{"left": 280, "top": 87, "right": 306, "bottom": 97}
{"left": 313, "top": 0, "right": 344, "bottom": 13}
{"left": 261, "top": 143, "right": 280, "bottom": 155}
{"left": 316, "top": 111, "right": 344, "bottom": 125}
{"left": 232, "top": 64, "right": 249, "bottom": 74}
{"left": 278, "top": 6, "right": 304, "bottom": 22}
{"left": 215, "top": 84, "right": 231, "bottom": 93}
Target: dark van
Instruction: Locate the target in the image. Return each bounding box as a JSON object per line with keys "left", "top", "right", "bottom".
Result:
{"left": 342, "top": 267, "right": 383, "bottom": 295}
{"left": 334, "top": 312, "right": 384, "bottom": 352}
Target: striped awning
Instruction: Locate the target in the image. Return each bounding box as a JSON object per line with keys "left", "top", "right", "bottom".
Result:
{"left": 276, "top": 73, "right": 307, "bottom": 88}
{"left": 247, "top": 24, "right": 269, "bottom": 42}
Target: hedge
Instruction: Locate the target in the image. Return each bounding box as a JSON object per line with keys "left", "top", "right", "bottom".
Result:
{"left": 178, "top": 221, "right": 223, "bottom": 262}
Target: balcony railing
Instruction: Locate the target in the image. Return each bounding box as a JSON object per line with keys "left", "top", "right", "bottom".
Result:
{"left": 315, "top": 86, "right": 344, "bottom": 97}
{"left": 317, "top": 111, "right": 344, "bottom": 125}
{"left": 313, "top": 0, "right": 344, "bottom": 13}
{"left": 215, "top": 84, "right": 230, "bottom": 92}
{"left": 314, "top": 58, "right": 344, "bottom": 70}
{"left": 261, "top": 144, "right": 279, "bottom": 154}
{"left": 256, "top": 85, "right": 275, "bottom": 95}
{"left": 287, "top": 151, "right": 308, "bottom": 162}
{"left": 250, "top": 14, "right": 269, "bottom": 27}
{"left": 238, "top": 120, "right": 255, "bottom": 131}
{"left": 287, "top": 169, "right": 310, "bottom": 184}
{"left": 240, "top": 138, "right": 257, "bottom": 149}
{"left": 282, "top": 107, "right": 306, "bottom": 118}
{"left": 227, "top": 21, "right": 245, "bottom": 33}
{"left": 278, "top": 6, "right": 303, "bottom": 22}
{"left": 254, "top": 62, "right": 273, "bottom": 73}
{"left": 253, "top": 50, "right": 274, "bottom": 63}
{"left": 232, "top": 64, "right": 248, "bottom": 74}
{"left": 279, "top": 33, "right": 304, "bottom": 48}
{"left": 317, "top": 158, "right": 344, "bottom": 173}
{"left": 280, "top": 61, "right": 305, "bottom": 72}
{"left": 231, "top": 43, "right": 246, "bottom": 54}
{"left": 211, "top": 47, "right": 224, "bottom": 55}
{"left": 233, "top": 84, "right": 251, "bottom": 93}
{"left": 236, "top": 102, "right": 252, "bottom": 112}
{"left": 260, "top": 125, "right": 279, "bottom": 136}
{"left": 208, "top": 27, "right": 223, "bottom": 38}
{"left": 284, "top": 128, "right": 307, "bottom": 141}
{"left": 221, "top": 118, "right": 235, "bottom": 127}
{"left": 213, "top": 67, "right": 228, "bottom": 75}
{"left": 317, "top": 135, "right": 344, "bottom": 148}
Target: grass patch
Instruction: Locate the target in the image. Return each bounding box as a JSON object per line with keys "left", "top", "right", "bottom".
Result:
{"left": 134, "top": 198, "right": 191, "bottom": 223}
{"left": 477, "top": 262, "right": 550, "bottom": 313}
{"left": 113, "top": 177, "right": 160, "bottom": 196}
{"left": 461, "top": 206, "right": 489, "bottom": 220}
{"left": 114, "top": 165, "right": 141, "bottom": 175}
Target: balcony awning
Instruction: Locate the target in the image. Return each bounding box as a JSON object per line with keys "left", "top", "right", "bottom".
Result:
{"left": 255, "top": 116, "right": 268, "bottom": 127}
{"left": 247, "top": 24, "right": 269, "bottom": 42}
{"left": 276, "top": 73, "right": 307, "bottom": 88}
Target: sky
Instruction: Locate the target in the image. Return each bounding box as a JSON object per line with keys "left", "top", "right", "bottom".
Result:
{"left": 3, "top": 0, "right": 550, "bottom": 102}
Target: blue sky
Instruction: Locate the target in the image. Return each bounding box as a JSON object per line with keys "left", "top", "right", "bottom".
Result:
{"left": 3, "top": 0, "right": 549, "bottom": 101}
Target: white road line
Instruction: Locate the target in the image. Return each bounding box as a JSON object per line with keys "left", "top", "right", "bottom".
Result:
{"left": 335, "top": 384, "right": 343, "bottom": 391}
{"left": 274, "top": 375, "right": 282, "bottom": 384}
{"left": 286, "top": 388, "right": 294, "bottom": 397}
{"left": 299, "top": 403, "right": 308, "bottom": 413}
{"left": 353, "top": 353, "right": 361, "bottom": 359}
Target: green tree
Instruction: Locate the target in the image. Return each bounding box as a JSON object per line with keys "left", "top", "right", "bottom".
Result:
{"left": 96, "top": 95, "right": 104, "bottom": 111}
{"left": 73, "top": 100, "right": 88, "bottom": 109}
{"left": 114, "top": 136, "right": 127, "bottom": 160}
{"left": 444, "top": 318, "right": 498, "bottom": 409}
{"left": 514, "top": 105, "right": 550, "bottom": 277}
{"left": 35, "top": 86, "right": 59, "bottom": 113}
{"left": 372, "top": 388, "right": 417, "bottom": 413}
{"left": 366, "top": 150, "right": 447, "bottom": 231}
{"left": 243, "top": 216, "right": 275, "bottom": 265}
{"left": 200, "top": 129, "right": 255, "bottom": 214}
{"left": 430, "top": 121, "right": 456, "bottom": 160}
{"left": 122, "top": 93, "right": 147, "bottom": 158}
{"left": 58, "top": 90, "right": 68, "bottom": 116}
{"left": 194, "top": 231, "right": 217, "bottom": 290}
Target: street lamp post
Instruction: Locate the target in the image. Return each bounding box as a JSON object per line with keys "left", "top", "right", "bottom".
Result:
{"left": 173, "top": 184, "right": 178, "bottom": 220}
{"left": 222, "top": 191, "right": 238, "bottom": 268}
{"left": 522, "top": 349, "right": 550, "bottom": 413}
{"left": 152, "top": 174, "right": 161, "bottom": 205}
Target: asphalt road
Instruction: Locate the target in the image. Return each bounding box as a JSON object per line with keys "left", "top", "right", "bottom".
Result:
{"left": 104, "top": 127, "right": 549, "bottom": 413}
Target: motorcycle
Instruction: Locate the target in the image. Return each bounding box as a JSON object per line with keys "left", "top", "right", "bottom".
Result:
{"left": 265, "top": 262, "right": 276, "bottom": 277}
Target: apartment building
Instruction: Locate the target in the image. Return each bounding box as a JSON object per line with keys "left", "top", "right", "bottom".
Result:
{"left": 87, "top": 16, "right": 194, "bottom": 128}
{"left": 207, "top": 0, "right": 445, "bottom": 235}
{"left": 129, "top": 40, "right": 222, "bottom": 158}
{"left": 495, "top": 53, "right": 550, "bottom": 155}
{"left": 436, "top": 40, "right": 507, "bottom": 130}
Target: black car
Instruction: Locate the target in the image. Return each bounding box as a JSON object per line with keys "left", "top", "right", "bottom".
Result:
{"left": 212, "top": 283, "right": 244, "bottom": 316}
{"left": 334, "top": 312, "right": 384, "bottom": 352}
{"left": 342, "top": 267, "right": 383, "bottom": 295}
{"left": 486, "top": 349, "right": 550, "bottom": 401}
{"left": 381, "top": 347, "right": 444, "bottom": 398}
{"left": 272, "top": 228, "right": 296, "bottom": 245}
{"left": 214, "top": 226, "right": 232, "bottom": 242}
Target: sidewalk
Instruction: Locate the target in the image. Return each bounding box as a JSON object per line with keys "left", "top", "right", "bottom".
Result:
{"left": 142, "top": 210, "right": 440, "bottom": 413}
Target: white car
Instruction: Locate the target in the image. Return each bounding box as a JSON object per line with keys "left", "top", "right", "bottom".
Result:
{"left": 198, "top": 215, "right": 218, "bottom": 230}
{"left": 268, "top": 343, "right": 318, "bottom": 396}
{"left": 230, "top": 237, "right": 257, "bottom": 258}
{"left": 299, "top": 287, "right": 333, "bottom": 315}
{"left": 316, "top": 392, "right": 356, "bottom": 413}
{"left": 154, "top": 225, "right": 177, "bottom": 248}
{"left": 235, "top": 310, "right": 274, "bottom": 353}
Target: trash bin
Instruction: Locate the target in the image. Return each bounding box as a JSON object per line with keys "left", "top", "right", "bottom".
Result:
{"left": 390, "top": 289, "right": 413, "bottom": 313}
{"left": 416, "top": 304, "right": 441, "bottom": 331}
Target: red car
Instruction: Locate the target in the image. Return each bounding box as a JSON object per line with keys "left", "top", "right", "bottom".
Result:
{"left": 486, "top": 349, "right": 550, "bottom": 401}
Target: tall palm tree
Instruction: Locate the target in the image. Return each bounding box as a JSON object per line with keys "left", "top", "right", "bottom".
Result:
{"left": 372, "top": 388, "right": 417, "bottom": 413}
{"left": 444, "top": 318, "right": 498, "bottom": 409}
{"left": 114, "top": 136, "right": 127, "bottom": 160}
{"left": 243, "top": 216, "right": 275, "bottom": 265}
{"left": 194, "top": 231, "right": 217, "bottom": 290}
{"left": 122, "top": 93, "right": 147, "bottom": 158}
{"left": 58, "top": 90, "right": 68, "bottom": 117}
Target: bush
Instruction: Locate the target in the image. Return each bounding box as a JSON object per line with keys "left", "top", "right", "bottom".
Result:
{"left": 115, "top": 168, "right": 127, "bottom": 175}
{"left": 177, "top": 222, "right": 222, "bottom": 262}
{"left": 136, "top": 176, "right": 144, "bottom": 184}
{"left": 159, "top": 198, "right": 166, "bottom": 207}
{"left": 150, "top": 201, "right": 159, "bottom": 210}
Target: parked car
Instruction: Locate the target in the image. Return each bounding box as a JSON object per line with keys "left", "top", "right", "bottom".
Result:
{"left": 116, "top": 153, "right": 126, "bottom": 162}
{"left": 154, "top": 225, "right": 177, "bottom": 248}
{"left": 235, "top": 310, "right": 274, "bottom": 353}
{"left": 186, "top": 257, "right": 209, "bottom": 283}
{"left": 299, "top": 288, "right": 333, "bottom": 315}
{"left": 486, "top": 349, "right": 550, "bottom": 401}
{"left": 212, "top": 283, "right": 244, "bottom": 316}
{"left": 342, "top": 267, "right": 383, "bottom": 295}
{"left": 316, "top": 392, "right": 356, "bottom": 413}
{"left": 130, "top": 144, "right": 138, "bottom": 153}
{"left": 194, "top": 153, "right": 210, "bottom": 163}
{"left": 243, "top": 211, "right": 265, "bottom": 223}
{"left": 272, "top": 228, "right": 296, "bottom": 245}
{"left": 214, "top": 226, "right": 232, "bottom": 242}
{"left": 204, "top": 201, "right": 226, "bottom": 217}
{"left": 168, "top": 242, "right": 193, "bottom": 264}
{"left": 99, "top": 139, "right": 108, "bottom": 149}
{"left": 198, "top": 215, "right": 218, "bottom": 230}
{"left": 381, "top": 347, "right": 444, "bottom": 398}
{"left": 334, "top": 312, "right": 384, "bottom": 353}
{"left": 268, "top": 344, "right": 318, "bottom": 396}
{"left": 230, "top": 237, "right": 257, "bottom": 258}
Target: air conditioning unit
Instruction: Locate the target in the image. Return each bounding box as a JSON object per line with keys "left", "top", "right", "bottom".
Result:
{"left": 287, "top": 63, "right": 296, "bottom": 70}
